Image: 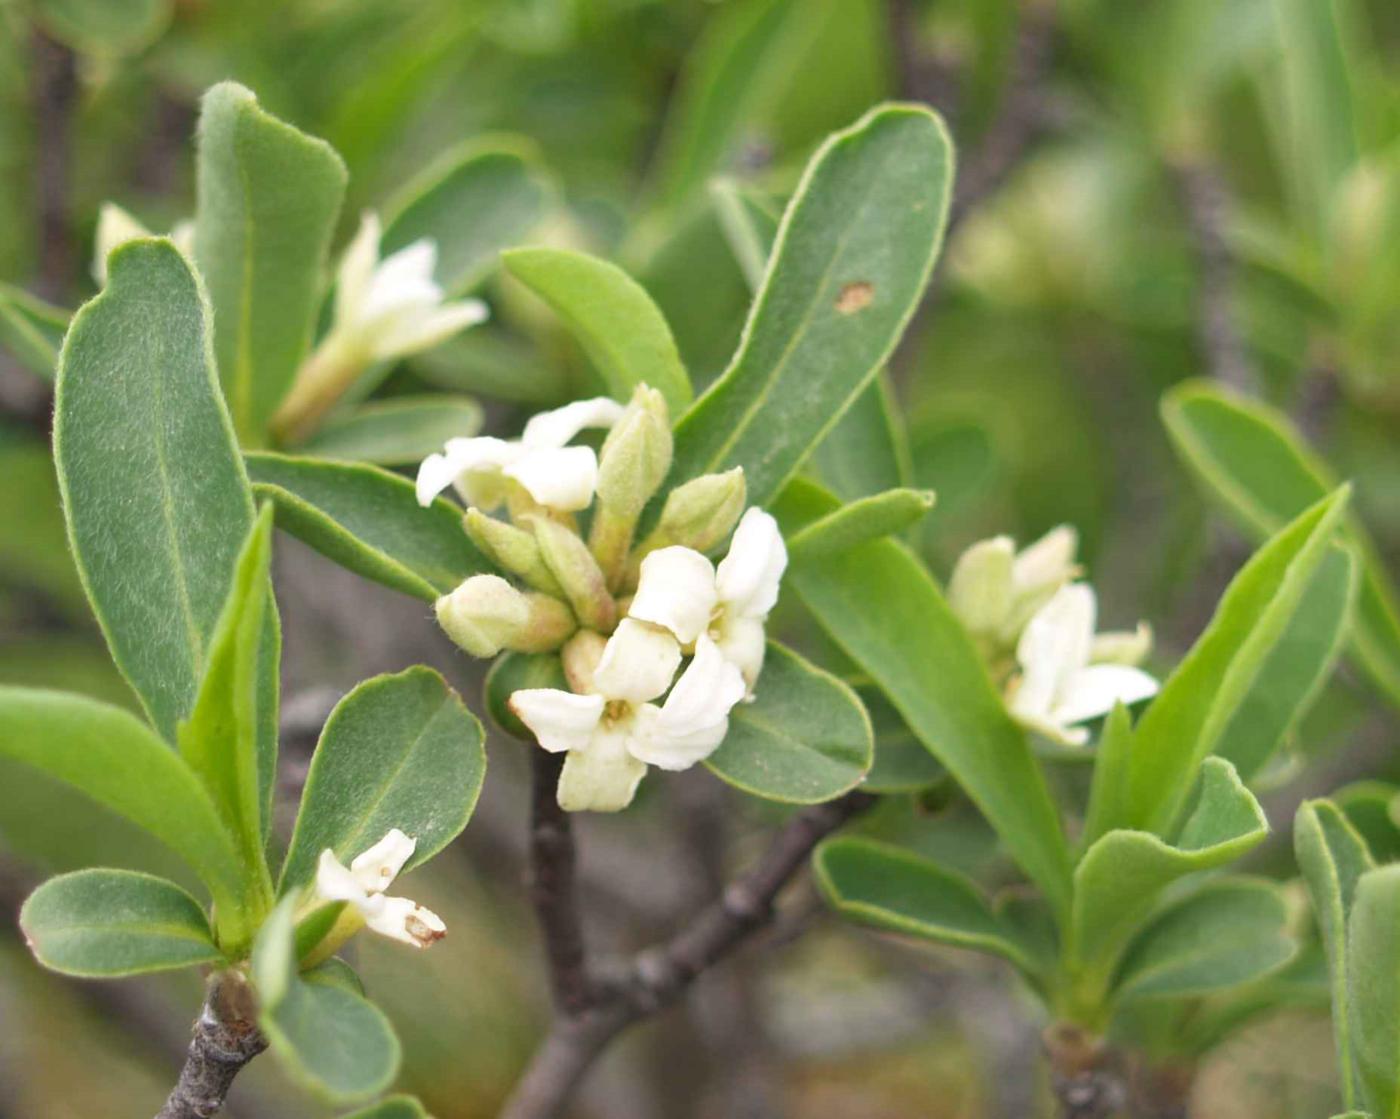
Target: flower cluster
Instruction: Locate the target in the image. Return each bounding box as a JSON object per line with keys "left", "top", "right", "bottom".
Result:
{"left": 418, "top": 385, "right": 784, "bottom": 811}
{"left": 948, "top": 527, "right": 1157, "bottom": 746}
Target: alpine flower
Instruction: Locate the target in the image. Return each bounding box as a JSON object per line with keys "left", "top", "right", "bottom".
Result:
{"left": 314, "top": 829, "right": 446, "bottom": 948}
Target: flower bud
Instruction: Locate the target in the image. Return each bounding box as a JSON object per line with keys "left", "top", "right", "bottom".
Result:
{"left": 633, "top": 468, "right": 747, "bottom": 572}
{"left": 947, "top": 536, "right": 1014, "bottom": 637}
{"left": 464, "top": 508, "right": 564, "bottom": 596}
{"left": 595, "top": 384, "right": 673, "bottom": 519}
{"left": 1089, "top": 622, "right": 1152, "bottom": 667}
{"left": 526, "top": 516, "right": 617, "bottom": 633}
{"left": 561, "top": 629, "right": 608, "bottom": 694}
{"left": 436, "top": 574, "right": 575, "bottom": 657}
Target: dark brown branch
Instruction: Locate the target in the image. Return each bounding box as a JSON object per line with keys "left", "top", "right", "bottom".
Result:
{"left": 1044, "top": 1023, "right": 1128, "bottom": 1119}
{"left": 155, "top": 973, "right": 266, "bottom": 1119}
{"left": 527, "top": 749, "right": 595, "bottom": 1016}
{"left": 501, "top": 789, "right": 876, "bottom": 1119}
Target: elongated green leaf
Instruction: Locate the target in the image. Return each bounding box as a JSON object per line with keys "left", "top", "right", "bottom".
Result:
{"left": 413, "top": 329, "right": 568, "bottom": 405}
{"left": 706, "top": 642, "right": 871, "bottom": 803}
{"left": 0, "top": 282, "right": 67, "bottom": 380}
{"left": 20, "top": 869, "right": 221, "bottom": 977}
{"left": 195, "top": 82, "right": 347, "bottom": 444}
{"left": 1121, "top": 487, "right": 1349, "bottom": 835}
{"left": 33, "top": 0, "right": 170, "bottom": 54}
{"left": 860, "top": 684, "right": 945, "bottom": 793}
{"left": 0, "top": 687, "right": 246, "bottom": 935}
{"left": 1163, "top": 381, "right": 1400, "bottom": 709}
{"left": 1347, "top": 865, "right": 1400, "bottom": 1118}
{"left": 1071, "top": 759, "right": 1269, "bottom": 995}
{"left": 340, "top": 1098, "right": 430, "bottom": 1119}
{"left": 671, "top": 104, "right": 950, "bottom": 505}
{"left": 54, "top": 239, "right": 256, "bottom": 744}
{"left": 246, "top": 452, "right": 488, "bottom": 600}
{"left": 1114, "top": 878, "right": 1295, "bottom": 1002}
{"left": 1297, "top": 798, "right": 1374, "bottom": 1110}
{"left": 298, "top": 396, "right": 483, "bottom": 466}
{"left": 501, "top": 247, "right": 692, "bottom": 414}
{"left": 710, "top": 178, "right": 778, "bottom": 291}
{"left": 177, "top": 507, "right": 276, "bottom": 906}
{"left": 383, "top": 138, "right": 554, "bottom": 295}
{"left": 775, "top": 484, "right": 1072, "bottom": 917}
{"left": 815, "top": 837, "right": 1039, "bottom": 975}
{"left": 280, "top": 667, "right": 486, "bottom": 891}
{"left": 253, "top": 901, "right": 400, "bottom": 1103}
{"left": 1336, "top": 781, "right": 1400, "bottom": 862}
{"left": 787, "top": 487, "right": 934, "bottom": 562}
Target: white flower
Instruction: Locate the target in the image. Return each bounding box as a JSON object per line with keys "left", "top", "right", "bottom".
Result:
{"left": 627, "top": 507, "right": 787, "bottom": 692}
{"left": 333, "top": 211, "right": 488, "bottom": 363}
{"left": 948, "top": 526, "right": 1079, "bottom": 647}
{"left": 1007, "top": 583, "right": 1158, "bottom": 746}
{"left": 509, "top": 619, "right": 746, "bottom": 812}
{"left": 92, "top": 203, "right": 195, "bottom": 285}
{"left": 314, "top": 829, "right": 446, "bottom": 948}
{"left": 416, "top": 396, "right": 626, "bottom": 512}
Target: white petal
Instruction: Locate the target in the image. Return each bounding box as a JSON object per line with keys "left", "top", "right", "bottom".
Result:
{"left": 315, "top": 849, "right": 368, "bottom": 906}
{"left": 336, "top": 211, "right": 382, "bottom": 323}
{"left": 1013, "top": 710, "right": 1090, "bottom": 748}
{"left": 509, "top": 689, "right": 604, "bottom": 753}
{"left": 714, "top": 615, "right": 766, "bottom": 692}
{"left": 627, "top": 701, "right": 730, "bottom": 771}
{"left": 1090, "top": 622, "right": 1153, "bottom": 667}
{"left": 169, "top": 219, "right": 196, "bottom": 259}
{"left": 1012, "top": 525, "right": 1078, "bottom": 594}
{"left": 364, "top": 894, "right": 447, "bottom": 947}
{"left": 520, "top": 397, "right": 626, "bottom": 449}
{"left": 1049, "top": 664, "right": 1158, "bottom": 728}
{"left": 1013, "top": 583, "right": 1096, "bottom": 716}
{"left": 93, "top": 202, "right": 151, "bottom": 285}
{"left": 347, "top": 828, "right": 416, "bottom": 894}
{"left": 415, "top": 436, "right": 518, "bottom": 507}
{"left": 503, "top": 445, "right": 599, "bottom": 511}
{"left": 947, "top": 536, "right": 1014, "bottom": 634}
{"left": 556, "top": 725, "right": 647, "bottom": 812}
{"left": 629, "top": 547, "right": 718, "bottom": 644}
{"left": 715, "top": 508, "right": 787, "bottom": 619}
{"left": 360, "top": 240, "right": 441, "bottom": 324}
{"left": 371, "top": 298, "right": 488, "bottom": 360}
{"left": 592, "top": 618, "right": 682, "bottom": 704}
{"left": 632, "top": 635, "right": 745, "bottom": 770}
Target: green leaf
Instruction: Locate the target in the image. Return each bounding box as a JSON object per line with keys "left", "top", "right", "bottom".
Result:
{"left": 705, "top": 642, "right": 872, "bottom": 803}
{"left": 1120, "top": 486, "right": 1350, "bottom": 835}
{"left": 787, "top": 487, "right": 934, "bottom": 562}
{"left": 194, "top": 82, "right": 347, "bottom": 444}
{"left": 20, "top": 869, "right": 221, "bottom": 977}
{"left": 501, "top": 247, "right": 692, "bottom": 415}
{"left": 298, "top": 396, "right": 483, "bottom": 466}
{"left": 1070, "top": 758, "right": 1269, "bottom": 1000}
{"left": 1336, "top": 781, "right": 1400, "bottom": 862}
{"left": 339, "top": 1098, "right": 430, "bottom": 1119}
{"left": 246, "top": 452, "right": 489, "bottom": 600}
{"left": 710, "top": 178, "right": 778, "bottom": 291}
{"left": 1297, "top": 798, "right": 1374, "bottom": 1110}
{"left": 253, "top": 900, "right": 400, "bottom": 1104}
{"left": 670, "top": 103, "right": 952, "bottom": 505}
{"left": 32, "top": 0, "right": 170, "bottom": 54}
{"left": 412, "top": 329, "right": 568, "bottom": 405}
{"left": 1350, "top": 865, "right": 1400, "bottom": 1119}
{"left": 1113, "top": 878, "right": 1296, "bottom": 1003}
{"left": 176, "top": 506, "right": 277, "bottom": 908}
{"left": 0, "top": 282, "right": 67, "bottom": 381}
{"left": 1163, "top": 381, "right": 1400, "bottom": 709}
{"left": 280, "top": 667, "right": 486, "bottom": 891}
{"left": 383, "top": 137, "right": 554, "bottom": 295}
{"left": 859, "top": 684, "right": 945, "bottom": 793}
{"left": 54, "top": 239, "right": 256, "bottom": 744}
{"left": 484, "top": 652, "right": 567, "bottom": 739}
{"left": 0, "top": 687, "right": 247, "bottom": 940}
{"left": 815, "top": 837, "right": 1040, "bottom": 975}
{"left": 775, "top": 483, "right": 1073, "bottom": 918}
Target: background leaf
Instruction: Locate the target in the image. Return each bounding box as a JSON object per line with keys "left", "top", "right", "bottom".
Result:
{"left": 787, "top": 485, "right": 934, "bottom": 561}
{"left": 1346, "top": 864, "right": 1400, "bottom": 1118}
{"left": 0, "top": 282, "right": 66, "bottom": 381}
{"left": 298, "top": 396, "right": 483, "bottom": 466}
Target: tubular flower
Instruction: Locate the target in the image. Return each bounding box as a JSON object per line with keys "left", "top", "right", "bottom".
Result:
{"left": 627, "top": 507, "right": 787, "bottom": 692}
{"left": 416, "top": 397, "right": 626, "bottom": 513}
{"left": 948, "top": 526, "right": 1080, "bottom": 651}
{"left": 1007, "top": 583, "right": 1158, "bottom": 746}
{"left": 509, "top": 619, "right": 746, "bottom": 812}
{"left": 314, "top": 829, "right": 446, "bottom": 948}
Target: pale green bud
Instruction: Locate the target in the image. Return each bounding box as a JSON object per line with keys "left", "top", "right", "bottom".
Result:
{"left": 464, "top": 509, "right": 564, "bottom": 596}
{"left": 595, "top": 384, "right": 673, "bottom": 519}
{"left": 637, "top": 468, "right": 747, "bottom": 564}
{"left": 561, "top": 630, "right": 608, "bottom": 694}
{"left": 436, "top": 574, "right": 575, "bottom": 657}
{"left": 526, "top": 516, "right": 616, "bottom": 633}
{"left": 947, "top": 536, "right": 1014, "bottom": 637}
{"left": 1089, "top": 622, "right": 1152, "bottom": 667}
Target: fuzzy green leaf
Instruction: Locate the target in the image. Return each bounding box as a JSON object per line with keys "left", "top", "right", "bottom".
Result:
{"left": 54, "top": 239, "right": 258, "bottom": 744}
{"left": 194, "top": 82, "right": 347, "bottom": 444}
{"left": 787, "top": 487, "right": 934, "bottom": 561}
{"left": 280, "top": 667, "right": 485, "bottom": 891}
{"left": 705, "top": 642, "right": 872, "bottom": 803}
{"left": 0, "top": 282, "right": 67, "bottom": 381}
{"left": 20, "top": 869, "right": 221, "bottom": 977}
{"left": 858, "top": 684, "right": 945, "bottom": 793}
{"left": 298, "top": 396, "right": 483, "bottom": 466}
{"left": 247, "top": 452, "right": 489, "bottom": 600}
{"left": 1350, "top": 865, "right": 1400, "bottom": 1119}
{"left": 670, "top": 103, "right": 951, "bottom": 505}
{"left": 501, "top": 247, "right": 692, "bottom": 414}
{"left": 383, "top": 138, "right": 554, "bottom": 295}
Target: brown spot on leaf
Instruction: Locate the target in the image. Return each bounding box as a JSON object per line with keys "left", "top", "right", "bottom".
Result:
{"left": 835, "top": 281, "right": 874, "bottom": 314}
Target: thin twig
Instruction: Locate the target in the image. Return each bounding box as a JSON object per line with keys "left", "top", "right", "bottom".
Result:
{"left": 501, "top": 789, "right": 877, "bottom": 1119}
{"left": 155, "top": 973, "right": 266, "bottom": 1119}
{"left": 29, "top": 27, "right": 77, "bottom": 302}
{"left": 527, "top": 749, "right": 594, "bottom": 1016}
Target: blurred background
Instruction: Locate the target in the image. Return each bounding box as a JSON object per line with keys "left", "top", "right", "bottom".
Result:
{"left": 1, "top": 0, "right": 1398, "bottom": 1115}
